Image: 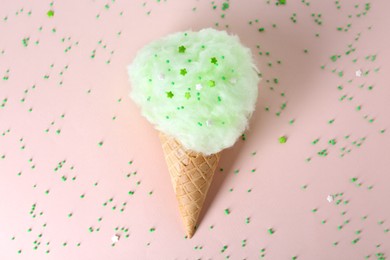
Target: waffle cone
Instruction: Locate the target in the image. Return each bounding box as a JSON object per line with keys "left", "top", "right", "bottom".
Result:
{"left": 159, "top": 132, "right": 220, "bottom": 238}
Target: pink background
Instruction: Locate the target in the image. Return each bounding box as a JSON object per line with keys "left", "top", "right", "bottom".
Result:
{"left": 1, "top": 0, "right": 390, "bottom": 259}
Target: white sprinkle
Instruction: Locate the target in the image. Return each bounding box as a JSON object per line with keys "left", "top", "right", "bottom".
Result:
{"left": 111, "top": 234, "right": 120, "bottom": 243}
{"left": 355, "top": 70, "right": 362, "bottom": 77}
{"left": 158, "top": 73, "right": 165, "bottom": 80}
{"left": 206, "top": 120, "right": 213, "bottom": 126}
{"left": 327, "top": 195, "right": 334, "bottom": 203}
{"left": 195, "top": 83, "right": 203, "bottom": 90}
{"left": 230, "top": 78, "right": 237, "bottom": 84}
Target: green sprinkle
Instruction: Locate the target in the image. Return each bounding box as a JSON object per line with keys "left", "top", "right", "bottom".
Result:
{"left": 210, "top": 57, "right": 218, "bottom": 65}
{"left": 180, "top": 68, "right": 187, "bottom": 76}
{"left": 47, "top": 10, "right": 54, "bottom": 17}
{"left": 166, "top": 91, "right": 174, "bottom": 98}
{"left": 149, "top": 227, "right": 155, "bottom": 232}
{"left": 22, "top": 38, "right": 30, "bottom": 47}
{"left": 329, "top": 139, "right": 336, "bottom": 145}
{"left": 278, "top": 136, "right": 287, "bottom": 143}
{"left": 224, "top": 208, "right": 230, "bottom": 215}
{"left": 317, "top": 149, "right": 328, "bottom": 156}
{"left": 222, "top": 2, "right": 229, "bottom": 10}
{"left": 208, "top": 80, "right": 216, "bottom": 87}
{"left": 178, "top": 45, "right": 186, "bottom": 53}
{"left": 268, "top": 228, "right": 275, "bottom": 235}
{"left": 352, "top": 238, "right": 360, "bottom": 244}
{"left": 330, "top": 55, "right": 338, "bottom": 62}
{"left": 279, "top": 0, "right": 286, "bottom": 4}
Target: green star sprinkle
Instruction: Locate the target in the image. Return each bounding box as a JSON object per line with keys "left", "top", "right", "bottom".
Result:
{"left": 178, "top": 45, "right": 186, "bottom": 53}
{"left": 47, "top": 10, "right": 54, "bottom": 17}
{"left": 330, "top": 55, "right": 338, "bottom": 62}
{"left": 210, "top": 57, "right": 218, "bottom": 65}
{"left": 180, "top": 68, "right": 187, "bottom": 76}
{"left": 279, "top": 136, "right": 287, "bottom": 143}
{"left": 166, "top": 91, "right": 174, "bottom": 98}
{"left": 208, "top": 80, "right": 216, "bottom": 87}
{"left": 184, "top": 92, "right": 191, "bottom": 99}
{"left": 222, "top": 2, "right": 229, "bottom": 10}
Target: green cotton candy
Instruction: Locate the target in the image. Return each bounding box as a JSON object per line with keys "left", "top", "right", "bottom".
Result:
{"left": 128, "top": 28, "right": 260, "bottom": 155}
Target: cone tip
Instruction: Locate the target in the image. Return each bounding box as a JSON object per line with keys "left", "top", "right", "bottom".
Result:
{"left": 186, "top": 229, "right": 194, "bottom": 239}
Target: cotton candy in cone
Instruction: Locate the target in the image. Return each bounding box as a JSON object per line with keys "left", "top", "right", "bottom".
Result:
{"left": 159, "top": 132, "right": 220, "bottom": 238}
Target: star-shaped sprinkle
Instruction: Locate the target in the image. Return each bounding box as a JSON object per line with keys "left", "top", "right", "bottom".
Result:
{"left": 355, "top": 69, "right": 362, "bottom": 77}
{"left": 47, "top": 10, "right": 55, "bottom": 17}
{"left": 327, "top": 195, "right": 334, "bottom": 203}
{"left": 210, "top": 57, "right": 218, "bottom": 65}
{"left": 180, "top": 68, "right": 187, "bottom": 76}
{"left": 178, "top": 45, "right": 186, "bottom": 53}
{"left": 111, "top": 234, "right": 120, "bottom": 243}
{"left": 158, "top": 73, "right": 165, "bottom": 80}
{"left": 195, "top": 83, "right": 203, "bottom": 90}
{"left": 166, "top": 91, "right": 174, "bottom": 98}
{"left": 208, "top": 80, "right": 216, "bottom": 87}
{"left": 278, "top": 136, "right": 287, "bottom": 143}
{"left": 184, "top": 92, "right": 191, "bottom": 99}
